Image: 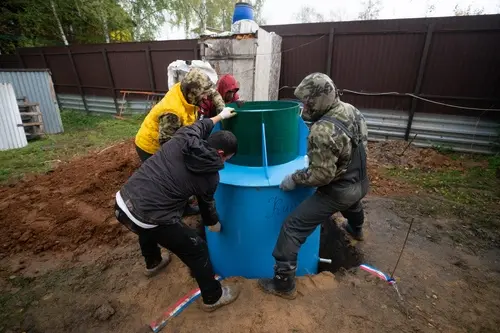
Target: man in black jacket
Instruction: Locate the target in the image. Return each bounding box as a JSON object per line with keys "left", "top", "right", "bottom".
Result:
{"left": 114, "top": 107, "right": 240, "bottom": 312}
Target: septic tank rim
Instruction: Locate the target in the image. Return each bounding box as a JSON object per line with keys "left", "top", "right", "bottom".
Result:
{"left": 228, "top": 100, "right": 301, "bottom": 113}
{"left": 219, "top": 156, "right": 308, "bottom": 187}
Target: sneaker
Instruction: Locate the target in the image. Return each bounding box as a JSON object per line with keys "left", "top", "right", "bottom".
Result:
{"left": 201, "top": 283, "right": 241, "bottom": 312}
{"left": 344, "top": 223, "right": 364, "bottom": 241}
{"left": 144, "top": 254, "right": 171, "bottom": 277}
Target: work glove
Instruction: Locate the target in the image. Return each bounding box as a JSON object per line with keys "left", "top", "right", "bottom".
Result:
{"left": 279, "top": 174, "right": 296, "bottom": 192}
{"left": 219, "top": 107, "right": 237, "bottom": 119}
{"left": 208, "top": 222, "right": 222, "bottom": 232}
{"left": 235, "top": 100, "right": 245, "bottom": 108}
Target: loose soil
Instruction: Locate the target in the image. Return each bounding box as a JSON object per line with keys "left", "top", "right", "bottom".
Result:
{"left": 1, "top": 141, "right": 499, "bottom": 333}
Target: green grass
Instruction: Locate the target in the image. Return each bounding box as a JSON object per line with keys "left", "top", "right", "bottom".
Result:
{"left": 388, "top": 153, "right": 500, "bottom": 231}
{"left": 388, "top": 157, "right": 498, "bottom": 207}
{"left": 0, "top": 110, "right": 144, "bottom": 183}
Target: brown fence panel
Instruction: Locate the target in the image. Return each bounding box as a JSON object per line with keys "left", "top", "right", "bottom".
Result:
{"left": 73, "top": 52, "right": 109, "bottom": 96}
{"left": 0, "top": 55, "right": 21, "bottom": 68}
{"left": 0, "top": 15, "right": 497, "bottom": 123}
{"left": 108, "top": 50, "right": 150, "bottom": 92}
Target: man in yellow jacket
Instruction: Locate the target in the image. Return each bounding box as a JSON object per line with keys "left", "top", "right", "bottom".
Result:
{"left": 135, "top": 68, "right": 227, "bottom": 215}
{"left": 135, "top": 68, "right": 226, "bottom": 160}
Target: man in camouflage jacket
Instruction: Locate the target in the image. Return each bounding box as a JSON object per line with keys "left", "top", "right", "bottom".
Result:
{"left": 258, "top": 73, "right": 369, "bottom": 299}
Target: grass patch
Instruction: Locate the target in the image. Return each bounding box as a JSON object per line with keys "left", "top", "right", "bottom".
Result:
{"left": 388, "top": 154, "right": 500, "bottom": 232}
{"left": 0, "top": 110, "right": 144, "bottom": 183}
{"left": 388, "top": 156, "right": 499, "bottom": 207}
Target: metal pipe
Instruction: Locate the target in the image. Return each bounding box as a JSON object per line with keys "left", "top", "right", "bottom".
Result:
{"left": 319, "top": 258, "right": 332, "bottom": 264}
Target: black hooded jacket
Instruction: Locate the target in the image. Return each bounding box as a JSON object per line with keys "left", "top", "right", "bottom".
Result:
{"left": 120, "top": 119, "right": 222, "bottom": 226}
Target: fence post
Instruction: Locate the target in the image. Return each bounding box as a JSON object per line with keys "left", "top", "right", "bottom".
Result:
{"left": 193, "top": 45, "right": 199, "bottom": 60}
{"left": 67, "top": 47, "right": 89, "bottom": 113}
{"left": 404, "top": 23, "right": 435, "bottom": 140}
{"left": 102, "top": 48, "right": 120, "bottom": 114}
{"left": 145, "top": 46, "right": 156, "bottom": 91}
{"left": 16, "top": 49, "right": 25, "bottom": 68}
{"left": 325, "top": 26, "right": 335, "bottom": 77}
{"left": 40, "top": 50, "right": 62, "bottom": 110}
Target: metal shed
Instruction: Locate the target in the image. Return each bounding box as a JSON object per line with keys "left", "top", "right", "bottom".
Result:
{"left": 0, "top": 69, "right": 64, "bottom": 134}
{"left": 0, "top": 83, "right": 28, "bottom": 150}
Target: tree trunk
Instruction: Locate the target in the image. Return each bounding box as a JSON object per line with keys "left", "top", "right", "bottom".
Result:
{"left": 50, "top": 0, "right": 69, "bottom": 45}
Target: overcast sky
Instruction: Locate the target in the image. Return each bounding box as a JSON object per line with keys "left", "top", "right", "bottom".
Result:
{"left": 159, "top": 0, "right": 499, "bottom": 39}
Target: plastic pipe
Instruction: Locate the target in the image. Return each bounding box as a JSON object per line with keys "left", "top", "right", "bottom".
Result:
{"left": 319, "top": 258, "right": 332, "bottom": 264}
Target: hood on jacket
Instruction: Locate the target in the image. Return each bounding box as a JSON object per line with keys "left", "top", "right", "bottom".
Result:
{"left": 182, "top": 135, "right": 224, "bottom": 174}
{"left": 294, "top": 73, "right": 340, "bottom": 122}
{"left": 217, "top": 74, "right": 240, "bottom": 102}
{"left": 181, "top": 68, "right": 217, "bottom": 106}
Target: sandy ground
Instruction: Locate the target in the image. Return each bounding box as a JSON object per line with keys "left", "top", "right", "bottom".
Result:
{"left": 0, "top": 141, "right": 499, "bottom": 333}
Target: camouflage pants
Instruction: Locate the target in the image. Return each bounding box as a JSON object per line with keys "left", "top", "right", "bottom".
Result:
{"left": 272, "top": 179, "right": 368, "bottom": 273}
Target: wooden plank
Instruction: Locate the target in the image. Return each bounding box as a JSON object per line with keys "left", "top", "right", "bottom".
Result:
{"left": 19, "top": 112, "right": 43, "bottom": 116}
{"left": 18, "top": 102, "right": 40, "bottom": 107}
{"left": 22, "top": 122, "right": 43, "bottom": 127}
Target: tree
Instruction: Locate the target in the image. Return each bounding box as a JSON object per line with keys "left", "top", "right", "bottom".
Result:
{"left": 294, "top": 5, "right": 325, "bottom": 23}
{"left": 358, "top": 0, "right": 382, "bottom": 20}
{"left": 0, "top": 0, "right": 160, "bottom": 53}
{"left": 166, "top": 0, "right": 266, "bottom": 37}
{"left": 119, "top": 0, "right": 168, "bottom": 41}
{"left": 453, "top": 4, "right": 485, "bottom": 16}
{"left": 293, "top": 5, "right": 346, "bottom": 23}
{"left": 424, "top": 0, "right": 437, "bottom": 17}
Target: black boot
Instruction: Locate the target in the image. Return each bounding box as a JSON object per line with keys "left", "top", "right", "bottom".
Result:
{"left": 344, "top": 222, "right": 364, "bottom": 241}
{"left": 183, "top": 202, "right": 200, "bottom": 216}
{"left": 258, "top": 270, "right": 297, "bottom": 300}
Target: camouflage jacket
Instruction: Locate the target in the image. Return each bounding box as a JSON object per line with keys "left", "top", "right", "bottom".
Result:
{"left": 291, "top": 73, "right": 368, "bottom": 187}
{"left": 158, "top": 68, "right": 225, "bottom": 145}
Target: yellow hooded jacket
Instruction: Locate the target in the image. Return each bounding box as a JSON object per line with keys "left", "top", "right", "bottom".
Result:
{"left": 135, "top": 83, "right": 198, "bottom": 154}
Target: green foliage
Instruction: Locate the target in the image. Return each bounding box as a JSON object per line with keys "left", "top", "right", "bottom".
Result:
{"left": 0, "top": 0, "right": 153, "bottom": 53}
{"left": 0, "top": 110, "right": 144, "bottom": 183}
{"left": 119, "top": 0, "right": 169, "bottom": 41}
{"left": 167, "top": 0, "right": 266, "bottom": 37}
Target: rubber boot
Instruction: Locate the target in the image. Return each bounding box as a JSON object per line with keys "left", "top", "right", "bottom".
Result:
{"left": 344, "top": 222, "right": 364, "bottom": 241}
{"left": 201, "top": 282, "right": 241, "bottom": 312}
{"left": 258, "top": 270, "right": 297, "bottom": 300}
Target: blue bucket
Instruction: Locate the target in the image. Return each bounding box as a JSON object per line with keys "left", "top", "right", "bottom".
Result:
{"left": 232, "top": 2, "right": 254, "bottom": 23}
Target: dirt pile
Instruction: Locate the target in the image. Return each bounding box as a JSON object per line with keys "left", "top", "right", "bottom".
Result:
{"left": 0, "top": 140, "right": 139, "bottom": 256}
{"left": 0, "top": 139, "right": 465, "bottom": 257}
{"left": 365, "top": 141, "right": 483, "bottom": 196}
{"left": 368, "top": 141, "right": 477, "bottom": 170}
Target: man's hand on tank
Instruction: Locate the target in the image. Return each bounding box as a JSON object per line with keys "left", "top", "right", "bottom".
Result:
{"left": 219, "top": 107, "right": 237, "bottom": 119}
{"left": 279, "top": 174, "right": 296, "bottom": 192}
{"left": 208, "top": 222, "right": 222, "bottom": 232}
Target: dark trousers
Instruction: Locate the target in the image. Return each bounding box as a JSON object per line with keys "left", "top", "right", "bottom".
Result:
{"left": 135, "top": 145, "right": 153, "bottom": 163}
{"left": 114, "top": 204, "right": 222, "bottom": 304}
{"left": 273, "top": 180, "right": 368, "bottom": 273}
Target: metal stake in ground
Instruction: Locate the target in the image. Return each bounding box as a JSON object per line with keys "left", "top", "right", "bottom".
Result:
{"left": 391, "top": 218, "right": 415, "bottom": 279}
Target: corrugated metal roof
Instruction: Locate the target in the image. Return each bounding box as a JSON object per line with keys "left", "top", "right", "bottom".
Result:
{"left": 0, "top": 70, "right": 64, "bottom": 134}
{"left": 0, "top": 83, "right": 28, "bottom": 150}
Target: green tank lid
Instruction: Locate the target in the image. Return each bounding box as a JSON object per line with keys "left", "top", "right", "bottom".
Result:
{"left": 222, "top": 101, "right": 301, "bottom": 167}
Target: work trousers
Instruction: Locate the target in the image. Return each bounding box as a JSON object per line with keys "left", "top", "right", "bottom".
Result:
{"left": 114, "top": 203, "right": 222, "bottom": 304}
{"left": 273, "top": 179, "right": 369, "bottom": 273}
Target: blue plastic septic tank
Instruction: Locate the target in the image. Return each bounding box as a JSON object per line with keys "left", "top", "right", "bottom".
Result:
{"left": 206, "top": 101, "right": 320, "bottom": 279}
{"left": 232, "top": 2, "right": 254, "bottom": 23}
